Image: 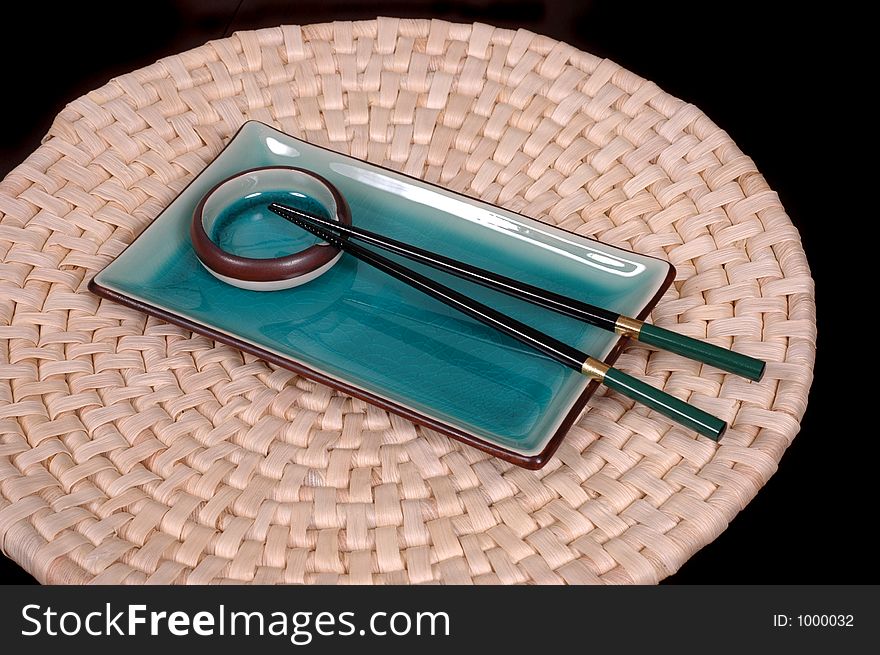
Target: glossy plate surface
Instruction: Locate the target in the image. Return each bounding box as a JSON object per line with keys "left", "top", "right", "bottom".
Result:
{"left": 91, "top": 121, "right": 673, "bottom": 465}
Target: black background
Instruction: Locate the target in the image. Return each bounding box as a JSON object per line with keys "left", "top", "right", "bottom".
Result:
{"left": 0, "top": 1, "right": 860, "bottom": 584}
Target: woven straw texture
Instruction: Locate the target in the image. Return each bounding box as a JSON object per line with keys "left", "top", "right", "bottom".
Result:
{"left": 0, "top": 18, "right": 814, "bottom": 584}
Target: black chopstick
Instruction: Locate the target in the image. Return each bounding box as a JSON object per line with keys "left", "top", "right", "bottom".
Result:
{"left": 267, "top": 203, "right": 765, "bottom": 381}
{"left": 268, "top": 202, "right": 726, "bottom": 440}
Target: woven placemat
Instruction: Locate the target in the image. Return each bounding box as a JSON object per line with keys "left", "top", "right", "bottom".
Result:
{"left": 0, "top": 18, "right": 815, "bottom": 584}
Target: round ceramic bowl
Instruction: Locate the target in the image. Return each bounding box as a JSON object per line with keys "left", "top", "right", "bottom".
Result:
{"left": 191, "top": 166, "right": 351, "bottom": 291}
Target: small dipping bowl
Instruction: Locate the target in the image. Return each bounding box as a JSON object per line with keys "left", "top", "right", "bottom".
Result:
{"left": 191, "top": 166, "right": 351, "bottom": 291}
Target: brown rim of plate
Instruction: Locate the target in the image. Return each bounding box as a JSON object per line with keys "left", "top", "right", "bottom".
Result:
{"left": 190, "top": 166, "right": 352, "bottom": 282}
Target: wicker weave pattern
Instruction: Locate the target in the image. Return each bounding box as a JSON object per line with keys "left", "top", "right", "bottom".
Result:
{"left": 0, "top": 18, "right": 814, "bottom": 584}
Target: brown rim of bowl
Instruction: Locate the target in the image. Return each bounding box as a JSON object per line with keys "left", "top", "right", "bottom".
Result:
{"left": 191, "top": 166, "right": 352, "bottom": 282}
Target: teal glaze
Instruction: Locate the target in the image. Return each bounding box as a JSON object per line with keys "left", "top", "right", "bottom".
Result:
{"left": 639, "top": 323, "right": 766, "bottom": 381}
{"left": 94, "top": 122, "right": 673, "bottom": 456}
{"left": 211, "top": 191, "right": 328, "bottom": 259}
{"left": 603, "top": 367, "right": 726, "bottom": 440}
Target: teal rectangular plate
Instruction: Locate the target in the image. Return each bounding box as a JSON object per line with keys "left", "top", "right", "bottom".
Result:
{"left": 90, "top": 121, "right": 673, "bottom": 468}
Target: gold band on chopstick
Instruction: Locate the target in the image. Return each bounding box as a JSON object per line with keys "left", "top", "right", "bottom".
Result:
{"left": 614, "top": 316, "right": 644, "bottom": 339}
{"left": 581, "top": 357, "right": 610, "bottom": 381}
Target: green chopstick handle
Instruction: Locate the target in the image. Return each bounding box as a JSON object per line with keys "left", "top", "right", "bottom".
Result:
{"left": 638, "top": 323, "right": 766, "bottom": 382}
{"left": 602, "top": 367, "right": 727, "bottom": 440}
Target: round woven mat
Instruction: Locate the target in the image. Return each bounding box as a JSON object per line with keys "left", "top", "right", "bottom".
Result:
{"left": 0, "top": 18, "right": 815, "bottom": 584}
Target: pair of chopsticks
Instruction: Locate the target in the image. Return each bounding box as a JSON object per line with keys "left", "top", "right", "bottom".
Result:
{"left": 268, "top": 203, "right": 766, "bottom": 441}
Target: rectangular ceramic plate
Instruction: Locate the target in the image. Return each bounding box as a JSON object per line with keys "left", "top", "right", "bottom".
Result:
{"left": 90, "top": 121, "right": 674, "bottom": 468}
